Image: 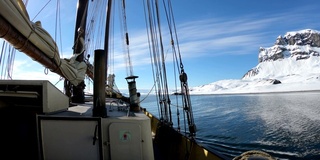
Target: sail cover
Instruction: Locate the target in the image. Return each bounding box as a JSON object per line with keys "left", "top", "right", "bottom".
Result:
{"left": 0, "top": 0, "right": 86, "bottom": 86}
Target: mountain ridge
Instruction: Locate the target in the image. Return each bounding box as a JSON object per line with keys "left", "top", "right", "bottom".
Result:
{"left": 190, "top": 29, "right": 320, "bottom": 95}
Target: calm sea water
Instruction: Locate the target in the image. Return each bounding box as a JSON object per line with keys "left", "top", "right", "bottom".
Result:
{"left": 140, "top": 92, "right": 320, "bottom": 160}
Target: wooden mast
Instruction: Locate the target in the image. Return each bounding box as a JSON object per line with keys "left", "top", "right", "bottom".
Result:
{"left": 65, "top": 0, "right": 89, "bottom": 103}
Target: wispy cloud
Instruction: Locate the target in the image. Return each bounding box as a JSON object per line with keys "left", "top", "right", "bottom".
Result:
{"left": 172, "top": 8, "right": 319, "bottom": 58}
{"left": 106, "top": 5, "right": 320, "bottom": 73}
{"left": 12, "top": 59, "right": 63, "bottom": 89}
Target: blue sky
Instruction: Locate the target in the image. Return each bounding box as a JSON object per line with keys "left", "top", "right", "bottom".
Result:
{"left": 4, "top": 0, "right": 320, "bottom": 92}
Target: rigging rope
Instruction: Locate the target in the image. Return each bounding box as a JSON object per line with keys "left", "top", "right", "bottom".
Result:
{"left": 120, "top": 0, "right": 134, "bottom": 76}
{"left": 142, "top": 0, "right": 196, "bottom": 140}
{"left": 0, "top": 41, "right": 15, "bottom": 80}
{"left": 143, "top": 0, "right": 173, "bottom": 126}
{"left": 55, "top": 0, "right": 63, "bottom": 58}
{"left": 141, "top": 1, "right": 196, "bottom": 158}
{"left": 163, "top": 0, "right": 196, "bottom": 138}
{"left": 109, "top": 1, "right": 115, "bottom": 77}
{"left": 142, "top": 0, "right": 161, "bottom": 119}
{"left": 84, "top": 0, "right": 121, "bottom": 94}
{"left": 31, "top": 0, "right": 52, "bottom": 21}
{"left": 156, "top": 0, "right": 173, "bottom": 126}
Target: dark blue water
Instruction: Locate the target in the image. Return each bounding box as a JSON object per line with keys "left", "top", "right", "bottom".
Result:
{"left": 140, "top": 92, "right": 320, "bottom": 160}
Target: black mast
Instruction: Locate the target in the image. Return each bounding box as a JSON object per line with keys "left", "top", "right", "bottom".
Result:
{"left": 65, "top": 0, "right": 89, "bottom": 103}
{"left": 92, "top": 0, "right": 113, "bottom": 117}
{"left": 104, "top": 0, "right": 112, "bottom": 55}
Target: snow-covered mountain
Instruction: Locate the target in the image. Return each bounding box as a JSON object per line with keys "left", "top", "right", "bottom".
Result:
{"left": 190, "top": 29, "right": 320, "bottom": 94}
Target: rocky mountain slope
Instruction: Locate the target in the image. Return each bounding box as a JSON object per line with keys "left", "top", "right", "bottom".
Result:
{"left": 190, "top": 29, "right": 320, "bottom": 94}
{"left": 243, "top": 29, "right": 320, "bottom": 80}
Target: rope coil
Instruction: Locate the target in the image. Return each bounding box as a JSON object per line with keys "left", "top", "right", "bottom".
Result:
{"left": 233, "top": 150, "right": 276, "bottom": 160}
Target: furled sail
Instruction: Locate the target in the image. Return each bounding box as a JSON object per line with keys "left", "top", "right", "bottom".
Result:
{"left": 0, "top": 0, "right": 86, "bottom": 86}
